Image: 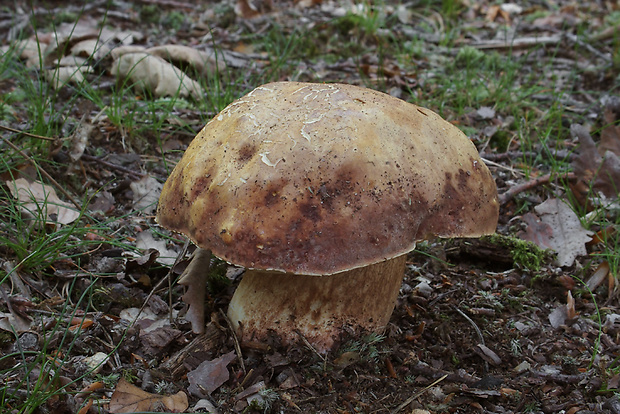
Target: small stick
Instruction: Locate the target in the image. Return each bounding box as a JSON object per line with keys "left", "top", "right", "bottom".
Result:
{"left": 454, "top": 306, "right": 488, "bottom": 372}
{"left": 454, "top": 306, "right": 484, "bottom": 346}
{"left": 0, "top": 125, "right": 56, "bottom": 141}
{"left": 499, "top": 172, "right": 577, "bottom": 205}
{"left": 81, "top": 154, "right": 147, "bottom": 178}
{"left": 563, "top": 32, "right": 611, "bottom": 63}
{"left": 481, "top": 150, "right": 576, "bottom": 163}
{"left": 295, "top": 329, "right": 327, "bottom": 370}
{"left": 391, "top": 374, "right": 448, "bottom": 414}
{"left": 220, "top": 308, "right": 246, "bottom": 375}
{"left": 470, "top": 35, "right": 562, "bottom": 49}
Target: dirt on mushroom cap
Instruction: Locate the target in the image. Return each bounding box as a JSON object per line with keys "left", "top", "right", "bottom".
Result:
{"left": 156, "top": 82, "right": 499, "bottom": 275}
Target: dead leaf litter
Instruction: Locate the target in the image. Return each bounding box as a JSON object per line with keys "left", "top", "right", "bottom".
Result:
{"left": 1, "top": 0, "right": 619, "bottom": 413}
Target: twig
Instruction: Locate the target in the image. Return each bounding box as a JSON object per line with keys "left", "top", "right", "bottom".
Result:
{"left": 0, "top": 125, "right": 56, "bottom": 141}
{"left": 81, "top": 154, "right": 147, "bottom": 178}
{"left": 499, "top": 172, "right": 577, "bottom": 205}
{"left": 481, "top": 150, "right": 576, "bottom": 163}
{"left": 219, "top": 308, "right": 246, "bottom": 375}
{"left": 295, "top": 329, "right": 327, "bottom": 370}
{"left": 530, "top": 370, "right": 587, "bottom": 384}
{"left": 454, "top": 306, "right": 485, "bottom": 346}
{"left": 410, "top": 361, "right": 480, "bottom": 385}
{"left": 135, "top": 0, "right": 196, "bottom": 9}
{"left": 391, "top": 374, "right": 448, "bottom": 414}
{"left": 591, "top": 24, "right": 620, "bottom": 41}
{"left": 562, "top": 32, "right": 612, "bottom": 63}
{"left": 469, "top": 35, "right": 562, "bottom": 50}
{"left": 0, "top": 136, "right": 83, "bottom": 211}
{"left": 454, "top": 306, "right": 488, "bottom": 372}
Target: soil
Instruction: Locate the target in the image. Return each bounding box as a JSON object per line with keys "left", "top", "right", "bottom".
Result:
{"left": 1, "top": 1, "right": 619, "bottom": 413}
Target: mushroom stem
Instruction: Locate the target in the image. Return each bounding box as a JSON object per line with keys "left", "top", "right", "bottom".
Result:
{"left": 227, "top": 255, "right": 407, "bottom": 353}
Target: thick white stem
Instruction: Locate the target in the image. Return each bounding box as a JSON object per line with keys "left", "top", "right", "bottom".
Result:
{"left": 227, "top": 255, "right": 407, "bottom": 352}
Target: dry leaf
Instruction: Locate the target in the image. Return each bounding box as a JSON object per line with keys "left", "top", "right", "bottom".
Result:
{"left": 6, "top": 178, "right": 80, "bottom": 225}
{"left": 111, "top": 52, "right": 205, "bottom": 99}
{"left": 235, "top": 0, "right": 273, "bottom": 19}
{"left": 119, "top": 307, "right": 162, "bottom": 333}
{"left": 0, "top": 311, "right": 32, "bottom": 332}
{"left": 334, "top": 351, "right": 361, "bottom": 368}
{"left": 476, "top": 106, "right": 496, "bottom": 120}
{"left": 71, "top": 38, "right": 111, "bottom": 61}
{"left": 82, "top": 352, "right": 109, "bottom": 374}
{"left": 130, "top": 175, "right": 162, "bottom": 214}
{"left": 45, "top": 65, "right": 91, "bottom": 89}
{"left": 599, "top": 107, "right": 620, "bottom": 156}
{"left": 549, "top": 304, "right": 567, "bottom": 329}
{"left": 549, "top": 291, "right": 578, "bottom": 329}
{"left": 586, "top": 261, "right": 610, "bottom": 291}
{"left": 604, "top": 314, "right": 620, "bottom": 333}
{"left": 194, "top": 399, "right": 220, "bottom": 413}
{"left": 178, "top": 249, "right": 212, "bottom": 333}
{"left": 5, "top": 38, "right": 44, "bottom": 67}
{"left": 146, "top": 44, "right": 225, "bottom": 75}
{"left": 140, "top": 326, "right": 183, "bottom": 355}
{"left": 88, "top": 191, "right": 116, "bottom": 214}
{"left": 566, "top": 290, "right": 577, "bottom": 319}
{"left": 109, "top": 378, "right": 188, "bottom": 413}
{"left": 520, "top": 198, "right": 593, "bottom": 266}
{"left": 473, "top": 344, "right": 502, "bottom": 366}
{"left": 187, "top": 351, "right": 236, "bottom": 397}
{"left": 520, "top": 212, "right": 554, "bottom": 249}
{"left": 111, "top": 45, "right": 147, "bottom": 59}
{"left": 69, "top": 121, "right": 93, "bottom": 161}
{"left": 135, "top": 230, "right": 179, "bottom": 266}
{"left": 571, "top": 123, "right": 620, "bottom": 202}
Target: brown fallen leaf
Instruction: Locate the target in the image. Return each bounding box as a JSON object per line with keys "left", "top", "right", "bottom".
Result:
{"left": 187, "top": 350, "right": 236, "bottom": 397}
{"left": 178, "top": 248, "right": 212, "bottom": 333}
{"left": 109, "top": 378, "right": 188, "bottom": 413}
{"left": 520, "top": 198, "right": 593, "bottom": 267}
{"left": 130, "top": 175, "right": 162, "bottom": 214}
{"left": 586, "top": 261, "right": 610, "bottom": 291}
{"left": 145, "top": 45, "right": 225, "bottom": 75}
{"left": 0, "top": 311, "right": 32, "bottom": 332}
{"left": 566, "top": 290, "right": 577, "bottom": 319}
{"left": 235, "top": 0, "right": 273, "bottom": 19}
{"left": 139, "top": 326, "right": 183, "bottom": 356}
{"left": 598, "top": 107, "right": 620, "bottom": 157}
{"left": 571, "top": 123, "right": 620, "bottom": 203}
{"left": 45, "top": 65, "right": 90, "bottom": 89}
{"left": 6, "top": 178, "right": 80, "bottom": 225}
{"left": 473, "top": 344, "right": 502, "bottom": 366}
{"left": 111, "top": 52, "right": 204, "bottom": 99}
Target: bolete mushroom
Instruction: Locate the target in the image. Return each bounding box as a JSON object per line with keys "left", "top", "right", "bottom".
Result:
{"left": 157, "top": 82, "right": 499, "bottom": 352}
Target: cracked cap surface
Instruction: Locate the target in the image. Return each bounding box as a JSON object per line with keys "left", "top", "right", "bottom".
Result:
{"left": 156, "top": 82, "right": 499, "bottom": 275}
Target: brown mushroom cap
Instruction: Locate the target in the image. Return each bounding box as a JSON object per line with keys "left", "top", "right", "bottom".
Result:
{"left": 157, "top": 82, "right": 499, "bottom": 275}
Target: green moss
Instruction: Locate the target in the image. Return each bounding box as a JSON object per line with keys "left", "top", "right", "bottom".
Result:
{"left": 454, "top": 46, "right": 486, "bottom": 69}
{"left": 0, "top": 330, "right": 14, "bottom": 348}
{"left": 162, "top": 11, "right": 186, "bottom": 31}
{"left": 487, "top": 234, "right": 554, "bottom": 271}
{"left": 139, "top": 5, "right": 161, "bottom": 24}
{"left": 206, "top": 257, "right": 231, "bottom": 294}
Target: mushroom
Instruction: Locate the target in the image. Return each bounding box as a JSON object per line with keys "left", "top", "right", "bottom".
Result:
{"left": 157, "top": 82, "right": 499, "bottom": 352}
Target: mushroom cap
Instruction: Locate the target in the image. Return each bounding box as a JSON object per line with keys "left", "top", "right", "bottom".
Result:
{"left": 157, "top": 82, "right": 499, "bottom": 275}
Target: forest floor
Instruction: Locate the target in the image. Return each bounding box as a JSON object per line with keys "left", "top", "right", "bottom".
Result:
{"left": 1, "top": 0, "right": 619, "bottom": 413}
